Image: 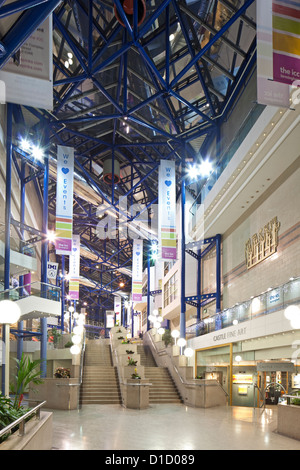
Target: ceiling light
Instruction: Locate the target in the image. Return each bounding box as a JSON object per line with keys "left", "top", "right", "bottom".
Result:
{"left": 64, "top": 60, "right": 69, "bottom": 69}
{"left": 67, "top": 52, "right": 73, "bottom": 59}
{"left": 169, "top": 33, "right": 175, "bottom": 41}
{"left": 198, "top": 159, "right": 213, "bottom": 177}
{"left": 31, "top": 145, "right": 44, "bottom": 161}
{"left": 20, "top": 138, "right": 30, "bottom": 152}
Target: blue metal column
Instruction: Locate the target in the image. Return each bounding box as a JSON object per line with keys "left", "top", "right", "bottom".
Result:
{"left": 40, "top": 130, "right": 49, "bottom": 377}
{"left": 147, "top": 250, "right": 151, "bottom": 331}
{"left": 180, "top": 170, "right": 186, "bottom": 340}
{"left": 216, "top": 234, "right": 221, "bottom": 312}
{"left": 2, "top": 103, "right": 13, "bottom": 394}
{"left": 17, "top": 158, "right": 26, "bottom": 360}
{"left": 197, "top": 248, "right": 201, "bottom": 322}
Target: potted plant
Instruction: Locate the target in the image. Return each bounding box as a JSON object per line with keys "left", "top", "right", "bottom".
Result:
{"left": 126, "top": 349, "right": 135, "bottom": 355}
{"left": 127, "top": 356, "right": 137, "bottom": 366}
{"left": 54, "top": 367, "right": 71, "bottom": 378}
{"left": 131, "top": 368, "right": 141, "bottom": 380}
{"left": 162, "top": 329, "right": 174, "bottom": 347}
{"left": 0, "top": 394, "right": 29, "bottom": 443}
{"left": 10, "top": 354, "right": 44, "bottom": 409}
{"left": 48, "top": 328, "right": 62, "bottom": 348}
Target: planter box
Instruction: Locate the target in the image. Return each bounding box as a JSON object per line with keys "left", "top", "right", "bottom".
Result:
{"left": 278, "top": 404, "right": 300, "bottom": 440}
{"left": 184, "top": 380, "right": 227, "bottom": 408}
{"left": 122, "top": 365, "right": 145, "bottom": 379}
{"left": 0, "top": 411, "right": 53, "bottom": 450}
{"left": 124, "top": 379, "right": 150, "bottom": 409}
{"left": 29, "top": 378, "right": 80, "bottom": 410}
{"left": 119, "top": 354, "right": 140, "bottom": 367}
{"left": 117, "top": 344, "right": 137, "bottom": 355}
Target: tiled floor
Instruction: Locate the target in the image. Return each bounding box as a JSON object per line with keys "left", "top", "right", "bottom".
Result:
{"left": 49, "top": 404, "right": 300, "bottom": 451}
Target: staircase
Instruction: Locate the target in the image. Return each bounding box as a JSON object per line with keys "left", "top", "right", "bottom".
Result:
{"left": 137, "top": 345, "right": 182, "bottom": 404}
{"left": 80, "top": 340, "right": 122, "bottom": 405}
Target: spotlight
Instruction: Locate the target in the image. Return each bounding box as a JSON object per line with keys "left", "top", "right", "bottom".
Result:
{"left": 31, "top": 145, "right": 44, "bottom": 161}
{"left": 198, "top": 159, "right": 213, "bottom": 177}
{"left": 20, "top": 138, "right": 30, "bottom": 152}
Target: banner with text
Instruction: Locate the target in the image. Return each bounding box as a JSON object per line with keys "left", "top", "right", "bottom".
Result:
{"left": 257, "top": 0, "right": 290, "bottom": 107}
{"left": 272, "top": 0, "right": 300, "bottom": 85}
{"left": 55, "top": 145, "right": 74, "bottom": 255}
{"left": 47, "top": 261, "right": 59, "bottom": 280}
{"left": 0, "top": 18, "right": 53, "bottom": 109}
{"left": 69, "top": 235, "right": 80, "bottom": 300}
{"left": 132, "top": 239, "right": 143, "bottom": 302}
{"left": 158, "top": 160, "right": 177, "bottom": 260}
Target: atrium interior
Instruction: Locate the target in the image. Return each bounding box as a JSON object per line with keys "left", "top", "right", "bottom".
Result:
{"left": 0, "top": 0, "right": 299, "bottom": 452}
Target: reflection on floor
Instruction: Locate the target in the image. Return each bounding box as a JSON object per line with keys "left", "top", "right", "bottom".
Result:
{"left": 49, "top": 404, "right": 300, "bottom": 451}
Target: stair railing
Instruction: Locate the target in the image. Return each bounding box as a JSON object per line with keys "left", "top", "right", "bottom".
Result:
{"left": 145, "top": 331, "right": 229, "bottom": 403}
{"left": 109, "top": 338, "right": 125, "bottom": 407}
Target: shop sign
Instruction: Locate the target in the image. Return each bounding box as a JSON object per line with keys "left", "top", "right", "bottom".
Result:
{"left": 213, "top": 326, "right": 247, "bottom": 343}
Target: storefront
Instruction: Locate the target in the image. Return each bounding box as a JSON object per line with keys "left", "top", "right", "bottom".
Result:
{"left": 195, "top": 342, "right": 299, "bottom": 408}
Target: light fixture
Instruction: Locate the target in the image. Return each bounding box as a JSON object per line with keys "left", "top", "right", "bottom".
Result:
{"left": 184, "top": 348, "right": 193, "bottom": 358}
{"left": 119, "top": 281, "right": 125, "bottom": 288}
{"left": 0, "top": 300, "right": 21, "bottom": 397}
{"left": 171, "top": 329, "right": 180, "bottom": 345}
{"left": 177, "top": 338, "right": 186, "bottom": 347}
{"left": 72, "top": 335, "right": 81, "bottom": 345}
{"left": 152, "top": 309, "right": 159, "bottom": 316}
{"left": 158, "top": 327, "right": 165, "bottom": 335}
{"left": 68, "top": 306, "right": 74, "bottom": 313}
{"left": 169, "top": 33, "right": 175, "bottom": 41}
{"left": 0, "top": 300, "right": 21, "bottom": 325}
{"left": 47, "top": 231, "right": 56, "bottom": 243}
{"left": 31, "top": 145, "right": 44, "bottom": 161}
{"left": 235, "top": 355, "right": 242, "bottom": 363}
{"left": 70, "top": 345, "right": 80, "bottom": 355}
{"left": 198, "top": 159, "right": 213, "bottom": 177}
{"left": 285, "top": 305, "right": 300, "bottom": 329}
{"left": 154, "top": 321, "right": 161, "bottom": 329}
{"left": 20, "top": 138, "right": 30, "bottom": 152}
{"left": 73, "top": 325, "right": 83, "bottom": 335}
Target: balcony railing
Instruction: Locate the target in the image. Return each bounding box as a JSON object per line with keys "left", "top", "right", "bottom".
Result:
{"left": 186, "top": 276, "right": 300, "bottom": 339}
{"left": 0, "top": 281, "right": 61, "bottom": 302}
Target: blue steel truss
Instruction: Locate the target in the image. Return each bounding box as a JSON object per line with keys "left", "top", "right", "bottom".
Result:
{"left": 0, "top": 0, "right": 257, "bottom": 327}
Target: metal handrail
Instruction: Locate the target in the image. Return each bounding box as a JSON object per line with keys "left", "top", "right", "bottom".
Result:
{"left": 0, "top": 400, "right": 46, "bottom": 439}
{"left": 147, "top": 331, "right": 229, "bottom": 398}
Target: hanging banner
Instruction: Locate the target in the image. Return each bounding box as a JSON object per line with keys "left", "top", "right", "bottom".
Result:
{"left": 69, "top": 235, "right": 80, "bottom": 300}
{"left": 55, "top": 145, "right": 74, "bottom": 255}
{"left": 114, "top": 296, "right": 121, "bottom": 326}
{"left": 47, "top": 261, "right": 59, "bottom": 280}
{"left": 132, "top": 239, "right": 143, "bottom": 302}
{"left": 257, "top": 0, "right": 290, "bottom": 107}
{"left": 272, "top": 0, "right": 300, "bottom": 86}
{"left": 0, "top": 18, "right": 53, "bottom": 109}
{"left": 158, "top": 160, "right": 177, "bottom": 260}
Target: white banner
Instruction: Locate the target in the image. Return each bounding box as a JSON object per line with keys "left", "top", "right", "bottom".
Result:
{"left": 158, "top": 160, "right": 177, "bottom": 260}
{"left": 114, "top": 296, "right": 121, "bottom": 326}
{"left": 132, "top": 239, "right": 143, "bottom": 302}
{"left": 69, "top": 235, "right": 80, "bottom": 300}
{"left": 47, "top": 261, "right": 59, "bottom": 280}
{"left": 0, "top": 18, "right": 53, "bottom": 109}
{"left": 256, "top": 0, "right": 290, "bottom": 107}
{"left": 106, "top": 310, "right": 115, "bottom": 329}
{"left": 55, "top": 145, "right": 74, "bottom": 255}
